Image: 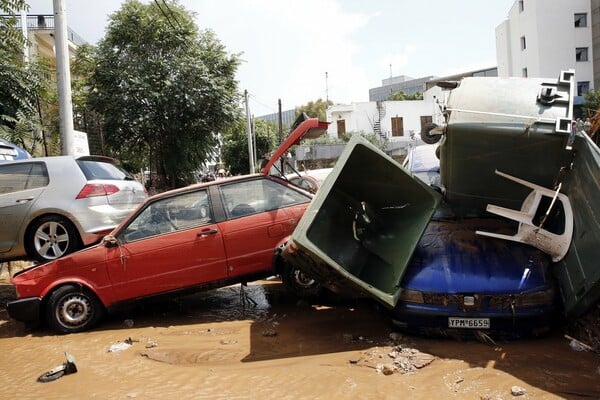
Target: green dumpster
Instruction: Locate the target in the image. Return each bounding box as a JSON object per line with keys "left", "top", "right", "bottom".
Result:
{"left": 283, "top": 135, "right": 441, "bottom": 308}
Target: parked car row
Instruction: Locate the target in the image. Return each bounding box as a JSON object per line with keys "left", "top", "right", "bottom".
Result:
{"left": 7, "top": 117, "right": 329, "bottom": 333}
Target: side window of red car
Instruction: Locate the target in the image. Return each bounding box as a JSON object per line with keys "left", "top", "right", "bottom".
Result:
{"left": 220, "top": 178, "right": 310, "bottom": 220}
{"left": 121, "top": 189, "right": 212, "bottom": 242}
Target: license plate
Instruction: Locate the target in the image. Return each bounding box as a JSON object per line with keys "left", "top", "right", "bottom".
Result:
{"left": 448, "top": 317, "right": 490, "bottom": 329}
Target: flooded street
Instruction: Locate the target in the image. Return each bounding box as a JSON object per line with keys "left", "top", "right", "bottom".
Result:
{"left": 0, "top": 272, "right": 598, "bottom": 400}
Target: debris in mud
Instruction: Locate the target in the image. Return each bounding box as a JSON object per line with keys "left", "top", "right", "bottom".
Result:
{"left": 511, "top": 385, "right": 527, "bottom": 396}
{"left": 565, "top": 302, "right": 600, "bottom": 353}
{"left": 354, "top": 345, "right": 436, "bottom": 375}
{"left": 261, "top": 329, "right": 277, "bottom": 337}
{"left": 37, "top": 352, "right": 77, "bottom": 383}
{"left": 108, "top": 337, "right": 141, "bottom": 352}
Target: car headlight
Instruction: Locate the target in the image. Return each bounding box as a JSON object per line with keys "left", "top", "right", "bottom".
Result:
{"left": 515, "top": 287, "right": 556, "bottom": 307}
{"left": 399, "top": 288, "right": 424, "bottom": 303}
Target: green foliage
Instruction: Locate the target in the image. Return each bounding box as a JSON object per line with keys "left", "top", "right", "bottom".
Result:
{"left": 388, "top": 91, "right": 423, "bottom": 101}
{"left": 221, "top": 117, "right": 278, "bottom": 175}
{"left": 583, "top": 89, "right": 600, "bottom": 117}
{"left": 0, "top": 0, "right": 28, "bottom": 56}
{"left": 0, "top": 0, "right": 48, "bottom": 154}
{"left": 85, "top": 0, "right": 240, "bottom": 189}
{"left": 339, "top": 131, "right": 387, "bottom": 151}
{"left": 295, "top": 98, "right": 332, "bottom": 121}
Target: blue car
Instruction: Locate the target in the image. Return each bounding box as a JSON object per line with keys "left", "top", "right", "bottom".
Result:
{"left": 0, "top": 138, "right": 31, "bottom": 161}
{"left": 391, "top": 214, "right": 557, "bottom": 339}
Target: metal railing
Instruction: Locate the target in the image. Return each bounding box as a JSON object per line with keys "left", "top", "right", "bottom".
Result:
{"left": 2, "top": 14, "right": 87, "bottom": 45}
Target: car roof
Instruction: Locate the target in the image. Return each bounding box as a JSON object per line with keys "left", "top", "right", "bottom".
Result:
{"left": 406, "top": 145, "right": 439, "bottom": 173}
{"left": 0, "top": 138, "right": 31, "bottom": 161}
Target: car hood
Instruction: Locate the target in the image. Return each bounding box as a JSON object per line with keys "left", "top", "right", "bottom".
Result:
{"left": 282, "top": 134, "right": 441, "bottom": 308}
{"left": 401, "top": 218, "right": 552, "bottom": 294}
{"left": 260, "top": 116, "right": 329, "bottom": 175}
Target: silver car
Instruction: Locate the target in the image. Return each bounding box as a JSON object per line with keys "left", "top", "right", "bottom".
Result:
{"left": 0, "top": 155, "right": 147, "bottom": 263}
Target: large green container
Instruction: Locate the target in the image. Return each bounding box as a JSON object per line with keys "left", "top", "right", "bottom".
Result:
{"left": 440, "top": 72, "right": 574, "bottom": 215}
{"left": 557, "top": 133, "right": 600, "bottom": 317}
{"left": 283, "top": 135, "right": 441, "bottom": 308}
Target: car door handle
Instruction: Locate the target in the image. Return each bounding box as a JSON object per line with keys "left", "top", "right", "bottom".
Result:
{"left": 15, "top": 197, "right": 34, "bottom": 204}
{"left": 197, "top": 229, "right": 218, "bottom": 237}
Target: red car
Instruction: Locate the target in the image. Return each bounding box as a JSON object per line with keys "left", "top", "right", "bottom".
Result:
{"left": 8, "top": 117, "right": 328, "bottom": 333}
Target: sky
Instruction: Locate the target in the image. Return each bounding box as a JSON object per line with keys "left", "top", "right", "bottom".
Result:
{"left": 25, "top": 0, "right": 515, "bottom": 116}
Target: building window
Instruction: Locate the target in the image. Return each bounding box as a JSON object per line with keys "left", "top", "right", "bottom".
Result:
{"left": 520, "top": 36, "right": 526, "bottom": 50}
{"left": 522, "top": 68, "right": 528, "bottom": 77}
{"left": 391, "top": 117, "right": 404, "bottom": 137}
{"left": 576, "top": 47, "right": 589, "bottom": 62}
{"left": 577, "top": 81, "right": 590, "bottom": 96}
{"left": 336, "top": 119, "right": 346, "bottom": 138}
{"left": 574, "top": 13, "right": 587, "bottom": 28}
{"left": 519, "top": 0, "right": 524, "bottom": 12}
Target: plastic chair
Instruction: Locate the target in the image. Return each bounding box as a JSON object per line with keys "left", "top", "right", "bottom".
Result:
{"left": 476, "top": 170, "right": 573, "bottom": 262}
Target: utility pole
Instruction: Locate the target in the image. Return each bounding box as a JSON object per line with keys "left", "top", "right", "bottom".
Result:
{"left": 244, "top": 90, "right": 255, "bottom": 173}
{"left": 325, "top": 72, "right": 329, "bottom": 103}
{"left": 53, "top": 0, "right": 75, "bottom": 155}
{"left": 278, "top": 99, "right": 283, "bottom": 145}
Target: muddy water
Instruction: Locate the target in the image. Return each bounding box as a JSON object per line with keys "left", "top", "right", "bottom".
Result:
{"left": 0, "top": 276, "right": 599, "bottom": 400}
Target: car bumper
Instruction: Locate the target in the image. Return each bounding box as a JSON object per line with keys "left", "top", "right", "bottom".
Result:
{"left": 390, "top": 303, "right": 557, "bottom": 339}
{"left": 7, "top": 297, "right": 42, "bottom": 326}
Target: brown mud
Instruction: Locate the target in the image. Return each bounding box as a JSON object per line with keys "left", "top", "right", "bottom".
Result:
{"left": 0, "top": 268, "right": 598, "bottom": 400}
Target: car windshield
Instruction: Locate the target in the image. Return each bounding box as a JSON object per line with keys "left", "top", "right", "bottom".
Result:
{"left": 76, "top": 159, "right": 134, "bottom": 181}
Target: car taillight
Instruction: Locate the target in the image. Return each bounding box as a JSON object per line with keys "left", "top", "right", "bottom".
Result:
{"left": 76, "top": 183, "right": 120, "bottom": 199}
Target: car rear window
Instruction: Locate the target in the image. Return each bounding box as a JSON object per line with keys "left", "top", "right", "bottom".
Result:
{"left": 76, "top": 159, "right": 134, "bottom": 181}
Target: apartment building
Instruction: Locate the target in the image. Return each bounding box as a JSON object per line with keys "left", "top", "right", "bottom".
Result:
{"left": 496, "top": 0, "right": 593, "bottom": 102}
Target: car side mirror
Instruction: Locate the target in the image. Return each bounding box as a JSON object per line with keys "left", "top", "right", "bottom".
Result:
{"left": 103, "top": 234, "right": 119, "bottom": 248}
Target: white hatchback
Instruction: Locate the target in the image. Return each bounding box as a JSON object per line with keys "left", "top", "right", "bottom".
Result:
{"left": 0, "top": 155, "right": 147, "bottom": 263}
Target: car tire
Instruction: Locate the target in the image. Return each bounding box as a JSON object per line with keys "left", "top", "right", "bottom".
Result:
{"left": 421, "top": 123, "right": 443, "bottom": 144}
{"left": 25, "top": 215, "right": 81, "bottom": 262}
{"left": 281, "top": 262, "right": 322, "bottom": 299}
{"left": 45, "top": 284, "right": 104, "bottom": 334}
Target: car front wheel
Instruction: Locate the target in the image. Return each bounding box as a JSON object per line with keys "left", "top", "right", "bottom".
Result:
{"left": 45, "top": 285, "right": 104, "bottom": 333}
{"left": 25, "top": 215, "right": 81, "bottom": 262}
{"left": 281, "top": 262, "right": 322, "bottom": 299}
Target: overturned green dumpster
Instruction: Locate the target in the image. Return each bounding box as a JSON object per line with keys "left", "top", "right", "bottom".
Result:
{"left": 282, "top": 135, "right": 441, "bottom": 308}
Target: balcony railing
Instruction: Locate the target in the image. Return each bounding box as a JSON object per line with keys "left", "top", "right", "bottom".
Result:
{"left": 2, "top": 14, "right": 87, "bottom": 46}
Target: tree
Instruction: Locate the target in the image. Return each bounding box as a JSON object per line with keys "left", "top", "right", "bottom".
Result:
{"left": 583, "top": 89, "right": 600, "bottom": 118}
{"left": 388, "top": 91, "right": 423, "bottom": 101}
{"left": 0, "top": 0, "right": 48, "bottom": 154}
{"left": 221, "top": 117, "right": 278, "bottom": 175}
{"left": 86, "top": 0, "right": 240, "bottom": 189}
{"left": 295, "top": 98, "right": 332, "bottom": 121}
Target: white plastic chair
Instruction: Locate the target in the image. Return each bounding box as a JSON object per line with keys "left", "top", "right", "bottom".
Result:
{"left": 476, "top": 170, "right": 573, "bottom": 262}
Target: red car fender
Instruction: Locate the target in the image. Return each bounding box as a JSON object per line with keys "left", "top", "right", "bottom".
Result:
{"left": 38, "top": 277, "right": 112, "bottom": 307}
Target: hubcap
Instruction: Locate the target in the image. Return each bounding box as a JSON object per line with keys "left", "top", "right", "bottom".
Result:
{"left": 293, "top": 269, "right": 316, "bottom": 288}
{"left": 56, "top": 294, "right": 92, "bottom": 328}
{"left": 34, "top": 221, "right": 70, "bottom": 260}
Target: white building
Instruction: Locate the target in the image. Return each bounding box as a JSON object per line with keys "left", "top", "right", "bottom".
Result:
{"left": 495, "top": 0, "right": 593, "bottom": 101}
{"left": 326, "top": 87, "right": 444, "bottom": 142}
